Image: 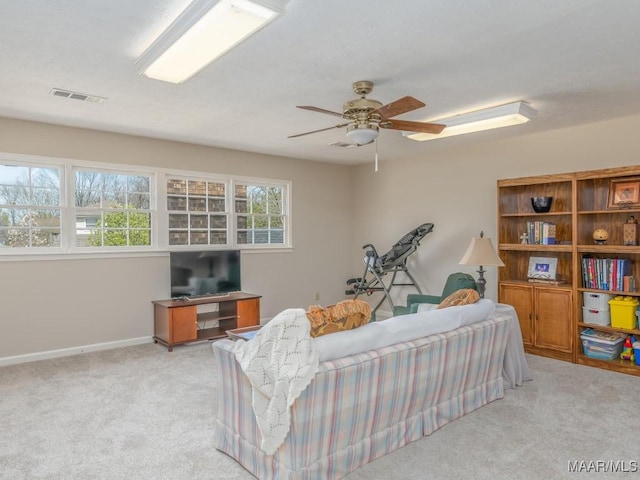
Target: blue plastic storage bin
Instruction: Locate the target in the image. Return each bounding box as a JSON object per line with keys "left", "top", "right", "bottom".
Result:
{"left": 580, "top": 328, "right": 625, "bottom": 360}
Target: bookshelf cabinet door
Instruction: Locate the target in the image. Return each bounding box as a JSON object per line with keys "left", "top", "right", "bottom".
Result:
{"left": 499, "top": 283, "right": 534, "bottom": 346}
{"left": 534, "top": 287, "right": 572, "bottom": 353}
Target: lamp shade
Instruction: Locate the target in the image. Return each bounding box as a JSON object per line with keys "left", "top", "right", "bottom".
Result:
{"left": 459, "top": 235, "right": 504, "bottom": 267}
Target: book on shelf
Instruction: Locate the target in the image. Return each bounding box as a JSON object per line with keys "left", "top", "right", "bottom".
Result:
{"left": 526, "top": 221, "right": 556, "bottom": 245}
{"left": 623, "top": 275, "right": 636, "bottom": 292}
{"left": 581, "top": 256, "right": 633, "bottom": 291}
{"left": 542, "top": 223, "right": 556, "bottom": 245}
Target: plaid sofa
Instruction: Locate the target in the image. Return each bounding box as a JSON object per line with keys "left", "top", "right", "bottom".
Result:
{"left": 212, "top": 313, "right": 511, "bottom": 480}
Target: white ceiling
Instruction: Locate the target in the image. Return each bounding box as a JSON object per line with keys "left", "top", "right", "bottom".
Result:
{"left": 2, "top": 0, "right": 640, "bottom": 165}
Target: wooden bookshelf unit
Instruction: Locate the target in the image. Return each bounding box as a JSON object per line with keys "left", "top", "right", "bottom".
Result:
{"left": 152, "top": 292, "right": 261, "bottom": 351}
{"left": 498, "top": 166, "right": 640, "bottom": 377}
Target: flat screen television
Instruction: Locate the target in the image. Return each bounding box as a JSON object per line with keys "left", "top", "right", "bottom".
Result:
{"left": 170, "top": 250, "right": 241, "bottom": 298}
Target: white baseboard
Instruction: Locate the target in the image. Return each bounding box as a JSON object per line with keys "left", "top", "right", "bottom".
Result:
{"left": 0, "top": 336, "right": 154, "bottom": 367}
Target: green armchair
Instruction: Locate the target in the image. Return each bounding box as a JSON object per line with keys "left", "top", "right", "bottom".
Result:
{"left": 392, "top": 272, "right": 478, "bottom": 316}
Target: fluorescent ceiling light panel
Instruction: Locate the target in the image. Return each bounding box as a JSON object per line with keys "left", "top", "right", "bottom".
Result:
{"left": 404, "top": 101, "right": 536, "bottom": 141}
{"left": 138, "top": 0, "right": 286, "bottom": 84}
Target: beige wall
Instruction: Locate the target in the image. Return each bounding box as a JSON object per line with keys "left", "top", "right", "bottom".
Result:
{"left": 3, "top": 113, "right": 640, "bottom": 360}
{"left": 351, "top": 115, "right": 640, "bottom": 315}
{"left": 0, "top": 117, "right": 353, "bottom": 359}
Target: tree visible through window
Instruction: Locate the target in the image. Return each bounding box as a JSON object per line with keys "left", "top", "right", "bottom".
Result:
{"left": 0, "top": 163, "right": 61, "bottom": 248}
{"left": 235, "top": 183, "right": 285, "bottom": 245}
{"left": 1, "top": 156, "right": 290, "bottom": 254}
{"left": 75, "top": 170, "right": 152, "bottom": 247}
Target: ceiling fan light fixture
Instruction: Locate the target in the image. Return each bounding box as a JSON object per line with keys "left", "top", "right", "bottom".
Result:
{"left": 404, "top": 101, "right": 536, "bottom": 141}
{"left": 137, "top": 0, "right": 288, "bottom": 84}
{"left": 346, "top": 124, "right": 379, "bottom": 145}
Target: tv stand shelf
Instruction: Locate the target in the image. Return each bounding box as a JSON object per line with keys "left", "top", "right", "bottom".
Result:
{"left": 152, "top": 292, "right": 261, "bottom": 351}
{"left": 197, "top": 326, "right": 225, "bottom": 340}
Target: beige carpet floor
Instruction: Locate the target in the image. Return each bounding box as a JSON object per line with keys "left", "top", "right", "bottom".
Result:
{"left": 1, "top": 340, "right": 639, "bottom": 480}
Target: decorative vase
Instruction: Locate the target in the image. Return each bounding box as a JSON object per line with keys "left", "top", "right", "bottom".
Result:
{"left": 531, "top": 196, "right": 553, "bottom": 213}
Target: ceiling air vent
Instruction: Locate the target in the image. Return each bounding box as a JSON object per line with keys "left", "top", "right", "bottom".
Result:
{"left": 50, "top": 88, "right": 107, "bottom": 104}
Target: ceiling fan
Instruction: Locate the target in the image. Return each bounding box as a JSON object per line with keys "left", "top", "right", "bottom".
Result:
{"left": 288, "top": 80, "right": 446, "bottom": 146}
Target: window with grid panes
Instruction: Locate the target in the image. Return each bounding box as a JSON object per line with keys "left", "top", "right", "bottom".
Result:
{"left": 74, "top": 170, "right": 152, "bottom": 247}
{"left": 0, "top": 154, "right": 290, "bottom": 255}
{"left": 167, "top": 177, "right": 228, "bottom": 246}
{"left": 235, "top": 182, "right": 285, "bottom": 245}
{"left": 0, "top": 162, "right": 62, "bottom": 249}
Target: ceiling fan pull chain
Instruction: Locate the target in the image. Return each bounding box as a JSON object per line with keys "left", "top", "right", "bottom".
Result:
{"left": 374, "top": 138, "right": 379, "bottom": 172}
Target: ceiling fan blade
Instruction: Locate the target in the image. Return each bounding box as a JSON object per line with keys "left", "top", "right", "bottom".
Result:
{"left": 296, "top": 106, "right": 345, "bottom": 118}
{"left": 373, "top": 96, "right": 425, "bottom": 119}
{"left": 288, "top": 122, "right": 351, "bottom": 138}
{"left": 380, "top": 119, "right": 446, "bottom": 134}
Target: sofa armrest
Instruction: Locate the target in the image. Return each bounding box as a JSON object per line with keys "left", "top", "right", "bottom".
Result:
{"left": 407, "top": 294, "right": 442, "bottom": 306}
{"left": 392, "top": 305, "right": 411, "bottom": 317}
{"left": 394, "top": 294, "right": 444, "bottom": 317}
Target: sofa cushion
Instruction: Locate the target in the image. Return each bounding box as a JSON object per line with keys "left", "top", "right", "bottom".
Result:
{"left": 306, "top": 299, "right": 371, "bottom": 338}
{"left": 437, "top": 288, "right": 480, "bottom": 309}
{"left": 313, "top": 299, "right": 496, "bottom": 362}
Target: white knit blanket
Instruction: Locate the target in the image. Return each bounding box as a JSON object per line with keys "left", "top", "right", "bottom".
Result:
{"left": 233, "top": 308, "right": 319, "bottom": 455}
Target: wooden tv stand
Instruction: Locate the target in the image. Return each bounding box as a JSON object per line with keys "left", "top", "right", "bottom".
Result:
{"left": 152, "top": 292, "right": 261, "bottom": 351}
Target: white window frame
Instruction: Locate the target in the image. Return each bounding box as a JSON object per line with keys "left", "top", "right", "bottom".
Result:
{"left": 160, "top": 170, "right": 292, "bottom": 251}
{"left": 232, "top": 178, "right": 290, "bottom": 249}
{"left": 71, "top": 166, "right": 155, "bottom": 251}
{"left": 164, "top": 174, "right": 231, "bottom": 248}
{"left": 0, "top": 152, "right": 292, "bottom": 258}
{"left": 0, "top": 155, "right": 66, "bottom": 254}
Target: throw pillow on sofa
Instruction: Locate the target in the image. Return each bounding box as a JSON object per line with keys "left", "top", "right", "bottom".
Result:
{"left": 437, "top": 288, "right": 480, "bottom": 309}
{"left": 306, "top": 299, "right": 371, "bottom": 337}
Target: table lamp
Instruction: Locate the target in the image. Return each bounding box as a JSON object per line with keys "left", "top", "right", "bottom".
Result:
{"left": 459, "top": 231, "right": 505, "bottom": 298}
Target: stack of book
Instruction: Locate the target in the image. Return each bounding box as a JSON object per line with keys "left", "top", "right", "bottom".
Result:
{"left": 526, "top": 221, "right": 556, "bottom": 245}
{"left": 581, "top": 256, "right": 634, "bottom": 291}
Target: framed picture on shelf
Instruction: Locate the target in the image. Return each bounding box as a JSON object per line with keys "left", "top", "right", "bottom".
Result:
{"left": 608, "top": 177, "right": 640, "bottom": 209}
{"left": 527, "top": 256, "right": 558, "bottom": 281}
